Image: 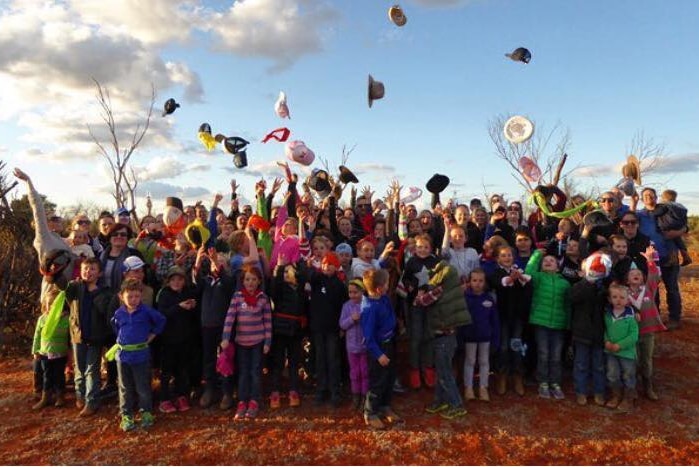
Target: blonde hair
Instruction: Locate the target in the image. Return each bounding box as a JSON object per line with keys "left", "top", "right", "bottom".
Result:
{"left": 362, "top": 268, "right": 388, "bottom": 295}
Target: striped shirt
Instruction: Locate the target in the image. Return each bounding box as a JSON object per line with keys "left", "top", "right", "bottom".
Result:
{"left": 222, "top": 290, "right": 272, "bottom": 348}
{"left": 628, "top": 261, "right": 666, "bottom": 335}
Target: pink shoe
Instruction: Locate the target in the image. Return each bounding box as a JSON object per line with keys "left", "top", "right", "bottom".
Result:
{"left": 246, "top": 400, "right": 259, "bottom": 419}
{"left": 175, "top": 396, "right": 190, "bottom": 412}
{"left": 234, "top": 401, "right": 247, "bottom": 420}
{"left": 159, "top": 400, "right": 177, "bottom": 414}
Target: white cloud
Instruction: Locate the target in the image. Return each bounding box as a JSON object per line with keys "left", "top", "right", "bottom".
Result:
{"left": 135, "top": 156, "right": 187, "bottom": 181}
{"left": 409, "top": 0, "right": 477, "bottom": 7}
{"left": 205, "top": 0, "right": 340, "bottom": 71}
{"left": 139, "top": 180, "right": 210, "bottom": 199}
{"left": 651, "top": 153, "right": 699, "bottom": 174}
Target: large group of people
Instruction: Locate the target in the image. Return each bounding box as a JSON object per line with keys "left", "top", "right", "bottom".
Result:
{"left": 13, "top": 163, "right": 690, "bottom": 432}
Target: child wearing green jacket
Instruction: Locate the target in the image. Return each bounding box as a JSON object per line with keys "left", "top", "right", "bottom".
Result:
{"left": 603, "top": 284, "right": 639, "bottom": 412}
{"left": 525, "top": 249, "right": 571, "bottom": 400}
{"left": 32, "top": 292, "right": 71, "bottom": 410}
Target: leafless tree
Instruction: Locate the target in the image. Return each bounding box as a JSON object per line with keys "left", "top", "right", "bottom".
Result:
{"left": 87, "top": 79, "right": 154, "bottom": 225}
{"left": 488, "top": 115, "right": 573, "bottom": 193}
{"left": 625, "top": 130, "right": 667, "bottom": 179}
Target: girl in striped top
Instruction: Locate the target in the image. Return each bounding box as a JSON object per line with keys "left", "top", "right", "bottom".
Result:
{"left": 221, "top": 265, "right": 272, "bottom": 420}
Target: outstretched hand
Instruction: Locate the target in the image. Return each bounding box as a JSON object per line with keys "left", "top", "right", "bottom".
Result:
{"left": 13, "top": 168, "right": 30, "bottom": 182}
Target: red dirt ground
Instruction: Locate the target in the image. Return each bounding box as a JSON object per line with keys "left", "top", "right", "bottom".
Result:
{"left": 2, "top": 258, "right": 699, "bottom": 465}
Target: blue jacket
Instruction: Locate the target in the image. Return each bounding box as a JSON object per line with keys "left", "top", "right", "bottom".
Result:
{"left": 360, "top": 295, "right": 396, "bottom": 360}
{"left": 111, "top": 304, "right": 166, "bottom": 364}
{"left": 462, "top": 291, "right": 500, "bottom": 347}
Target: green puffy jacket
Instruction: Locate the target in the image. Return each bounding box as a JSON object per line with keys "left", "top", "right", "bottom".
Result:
{"left": 525, "top": 250, "right": 571, "bottom": 330}
{"left": 426, "top": 260, "right": 471, "bottom": 335}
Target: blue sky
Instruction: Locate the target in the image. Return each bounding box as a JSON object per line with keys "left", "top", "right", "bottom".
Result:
{"left": 1, "top": 0, "right": 698, "bottom": 214}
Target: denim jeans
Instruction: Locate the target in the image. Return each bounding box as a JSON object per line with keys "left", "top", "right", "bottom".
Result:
{"left": 660, "top": 265, "right": 682, "bottom": 322}
{"left": 40, "top": 356, "right": 67, "bottom": 393}
{"left": 573, "top": 342, "right": 606, "bottom": 396}
{"left": 364, "top": 339, "right": 396, "bottom": 417}
{"left": 271, "top": 334, "right": 303, "bottom": 392}
{"left": 73, "top": 343, "right": 102, "bottom": 407}
{"left": 433, "top": 334, "right": 462, "bottom": 408}
{"left": 313, "top": 332, "right": 341, "bottom": 399}
{"left": 408, "top": 305, "right": 434, "bottom": 370}
{"left": 636, "top": 333, "right": 655, "bottom": 380}
{"left": 497, "top": 316, "right": 524, "bottom": 375}
{"left": 117, "top": 360, "right": 153, "bottom": 416}
{"left": 236, "top": 342, "right": 263, "bottom": 403}
{"left": 534, "top": 326, "right": 564, "bottom": 385}
{"left": 606, "top": 355, "right": 636, "bottom": 390}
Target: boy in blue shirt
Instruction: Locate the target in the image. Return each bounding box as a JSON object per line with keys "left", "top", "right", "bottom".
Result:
{"left": 360, "top": 269, "right": 402, "bottom": 430}
{"left": 109, "top": 279, "right": 166, "bottom": 431}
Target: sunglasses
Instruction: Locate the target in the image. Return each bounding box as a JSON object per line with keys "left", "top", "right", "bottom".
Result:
{"left": 357, "top": 204, "right": 370, "bottom": 208}
{"left": 49, "top": 216, "right": 62, "bottom": 222}
{"left": 112, "top": 232, "right": 129, "bottom": 238}
{"left": 600, "top": 198, "right": 615, "bottom": 203}
{"left": 76, "top": 220, "right": 91, "bottom": 225}
{"left": 621, "top": 220, "right": 638, "bottom": 225}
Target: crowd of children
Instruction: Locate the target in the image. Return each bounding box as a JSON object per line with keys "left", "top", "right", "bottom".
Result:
{"left": 21, "top": 164, "right": 689, "bottom": 432}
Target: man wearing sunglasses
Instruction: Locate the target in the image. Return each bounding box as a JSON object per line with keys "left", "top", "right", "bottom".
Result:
{"left": 635, "top": 188, "right": 687, "bottom": 330}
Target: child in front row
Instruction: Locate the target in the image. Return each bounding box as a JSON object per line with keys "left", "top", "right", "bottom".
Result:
{"left": 221, "top": 265, "right": 272, "bottom": 420}
{"left": 525, "top": 249, "right": 571, "bottom": 400}
{"left": 110, "top": 279, "right": 166, "bottom": 431}
{"left": 361, "top": 269, "right": 402, "bottom": 430}
{"left": 339, "top": 279, "right": 369, "bottom": 410}
{"left": 604, "top": 284, "right": 639, "bottom": 412}
{"left": 626, "top": 245, "right": 665, "bottom": 400}
{"left": 462, "top": 269, "right": 499, "bottom": 403}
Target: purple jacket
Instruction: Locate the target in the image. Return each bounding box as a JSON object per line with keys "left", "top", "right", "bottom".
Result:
{"left": 461, "top": 291, "right": 500, "bottom": 347}
{"left": 339, "top": 300, "right": 365, "bottom": 354}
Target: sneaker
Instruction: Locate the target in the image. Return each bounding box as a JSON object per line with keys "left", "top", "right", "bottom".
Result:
{"left": 120, "top": 414, "right": 136, "bottom": 432}
{"left": 380, "top": 407, "right": 404, "bottom": 424}
{"left": 220, "top": 394, "right": 234, "bottom": 411}
{"left": 409, "top": 369, "right": 421, "bottom": 390}
{"left": 269, "top": 391, "right": 281, "bottom": 409}
{"left": 75, "top": 398, "right": 85, "bottom": 410}
{"left": 425, "top": 402, "right": 449, "bottom": 414}
{"left": 538, "top": 383, "right": 551, "bottom": 399}
{"left": 464, "top": 387, "right": 476, "bottom": 401}
{"left": 364, "top": 415, "right": 385, "bottom": 430}
{"left": 159, "top": 400, "right": 177, "bottom": 414}
{"left": 199, "top": 388, "right": 214, "bottom": 408}
{"left": 551, "top": 384, "right": 565, "bottom": 400}
{"left": 245, "top": 400, "right": 259, "bottom": 419}
{"left": 393, "top": 379, "right": 407, "bottom": 394}
{"left": 79, "top": 405, "right": 98, "bottom": 417}
{"left": 234, "top": 401, "right": 247, "bottom": 420}
{"left": 593, "top": 394, "right": 606, "bottom": 407}
{"left": 479, "top": 387, "right": 490, "bottom": 402}
{"left": 140, "top": 411, "right": 155, "bottom": 429}
{"left": 289, "top": 391, "right": 301, "bottom": 408}
{"left": 576, "top": 394, "right": 588, "bottom": 406}
{"left": 423, "top": 367, "right": 436, "bottom": 388}
{"left": 175, "top": 396, "right": 190, "bottom": 412}
{"left": 440, "top": 406, "right": 468, "bottom": 420}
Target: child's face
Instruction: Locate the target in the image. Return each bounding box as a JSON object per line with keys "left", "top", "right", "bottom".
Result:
{"left": 80, "top": 263, "right": 100, "bottom": 283}
{"left": 565, "top": 239, "right": 580, "bottom": 256}
{"left": 609, "top": 288, "right": 628, "bottom": 309}
{"left": 497, "top": 248, "right": 513, "bottom": 268}
{"left": 449, "top": 227, "right": 466, "bottom": 248}
{"left": 169, "top": 275, "right": 185, "bottom": 292}
{"left": 415, "top": 239, "right": 431, "bottom": 259}
{"left": 359, "top": 243, "right": 375, "bottom": 261}
{"left": 558, "top": 220, "right": 572, "bottom": 235}
{"left": 338, "top": 218, "right": 353, "bottom": 237}
{"left": 283, "top": 265, "right": 297, "bottom": 285}
{"left": 612, "top": 239, "right": 628, "bottom": 257}
{"left": 627, "top": 269, "right": 644, "bottom": 287}
{"left": 338, "top": 251, "right": 352, "bottom": 267}
{"left": 541, "top": 255, "right": 559, "bottom": 272}
{"left": 121, "top": 289, "right": 142, "bottom": 310}
{"left": 454, "top": 206, "right": 470, "bottom": 225}
{"left": 312, "top": 241, "right": 328, "bottom": 259}
{"left": 348, "top": 284, "right": 363, "bottom": 302}
{"left": 469, "top": 273, "right": 486, "bottom": 293}
{"left": 515, "top": 235, "right": 531, "bottom": 253}
{"left": 407, "top": 220, "right": 422, "bottom": 235}
{"left": 124, "top": 268, "right": 145, "bottom": 283}
{"left": 243, "top": 272, "right": 260, "bottom": 293}
{"left": 282, "top": 219, "right": 298, "bottom": 236}
{"left": 406, "top": 238, "right": 416, "bottom": 254}
{"left": 71, "top": 232, "right": 89, "bottom": 246}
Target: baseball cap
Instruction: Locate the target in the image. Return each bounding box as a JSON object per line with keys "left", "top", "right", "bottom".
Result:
{"left": 335, "top": 243, "right": 352, "bottom": 255}
{"left": 122, "top": 256, "right": 145, "bottom": 272}
{"left": 115, "top": 207, "right": 130, "bottom": 217}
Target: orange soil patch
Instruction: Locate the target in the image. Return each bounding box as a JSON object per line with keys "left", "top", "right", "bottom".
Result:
{"left": 1, "top": 273, "right": 698, "bottom": 465}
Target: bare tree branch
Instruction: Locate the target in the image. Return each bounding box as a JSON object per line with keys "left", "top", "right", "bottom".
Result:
{"left": 626, "top": 130, "right": 667, "bottom": 179}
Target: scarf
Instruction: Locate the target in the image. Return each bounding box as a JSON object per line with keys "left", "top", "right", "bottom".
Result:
{"left": 242, "top": 288, "right": 261, "bottom": 306}
{"left": 628, "top": 286, "right": 646, "bottom": 311}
